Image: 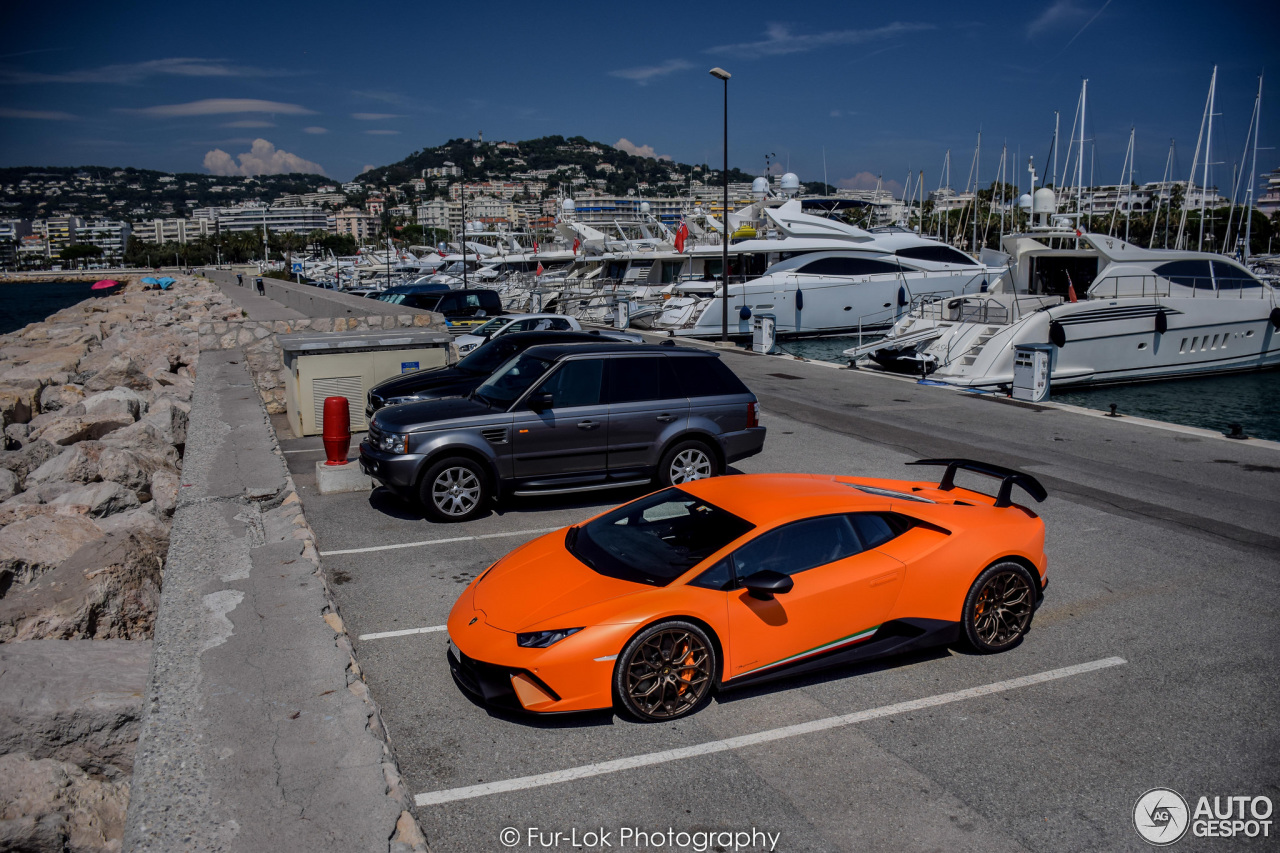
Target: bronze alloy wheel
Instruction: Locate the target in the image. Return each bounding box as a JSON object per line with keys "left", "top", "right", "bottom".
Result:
{"left": 620, "top": 624, "right": 714, "bottom": 720}
{"left": 969, "top": 565, "right": 1034, "bottom": 650}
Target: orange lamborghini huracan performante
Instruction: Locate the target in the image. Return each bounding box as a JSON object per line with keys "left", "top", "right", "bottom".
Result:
{"left": 446, "top": 459, "right": 1049, "bottom": 721}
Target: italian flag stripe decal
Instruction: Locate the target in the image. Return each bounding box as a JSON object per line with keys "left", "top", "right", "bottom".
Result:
{"left": 738, "top": 626, "right": 881, "bottom": 678}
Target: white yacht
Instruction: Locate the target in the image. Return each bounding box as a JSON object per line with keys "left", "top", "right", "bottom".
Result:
{"left": 663, "top": 200, "right": 999, "bottom": 339}
{"left": 849, "top": 189, "right": 1280, "bottom": 388}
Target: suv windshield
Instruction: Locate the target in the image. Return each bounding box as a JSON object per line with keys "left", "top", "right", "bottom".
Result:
{"left": 568, "top": 488, "right": 755, "bottom": 586}
{"left": 472, "top": 351, "right": 552, "bottom": 408}
{"left": 455, "top": 337, "right": 525, "bottom": 374}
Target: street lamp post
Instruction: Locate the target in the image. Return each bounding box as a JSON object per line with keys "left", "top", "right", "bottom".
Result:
{"left": 710, "top": 67, "right": 731, "bottom": 343}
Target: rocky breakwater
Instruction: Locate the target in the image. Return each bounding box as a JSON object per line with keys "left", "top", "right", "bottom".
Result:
{"left": 0, "top": 277, "right": 241, "bottom": 853}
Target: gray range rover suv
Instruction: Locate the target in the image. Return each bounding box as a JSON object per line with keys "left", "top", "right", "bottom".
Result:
{"left": 359, "top": 342, "right": 765, "bottom": 522}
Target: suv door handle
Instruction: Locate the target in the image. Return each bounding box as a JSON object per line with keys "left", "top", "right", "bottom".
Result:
{"left": 577, "top": 420, "right": 600, "bottom": 430}
{"left": 655, "top": 414, "right": 677, "bottom": 423}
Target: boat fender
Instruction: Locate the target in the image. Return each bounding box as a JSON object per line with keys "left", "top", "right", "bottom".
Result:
{"left": 1049, "top": 320, "right": 1066, "bottom": 348}
{"left": 979, "top": 279, "right": 989, "bottom": 293}
{"left": 897, "top": 286, "right": 908, "bottom": 307}
{"left": 796, "top": 289, "right": 804, "bottom": 311}
{"left": 739, "top": 305, "right": 751, "bottom": 320}
{"left": 1271, "top": 307, "right": 1280, "bottom": 330}
{"left": 1155, "top": 309, "right": 1168, "bottom": 334}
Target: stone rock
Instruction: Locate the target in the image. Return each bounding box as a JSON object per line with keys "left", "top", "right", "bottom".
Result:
{"left": 0, "top": 753, "right": 129, "bottom": 853}
{"left": 0, "top": 513, "right": 103, "bottom": 590}
{"left": 32, "top": 409, "right": 134, "bottom": 446}
{"left": 149, "top": 469, "right": 178, "bottom": 517}
{"left": 50, "top": 482, "right": 139, "bottom": 519}
{"left": 33, "top": 482, "right": 78, "bottom": 503}
{"left": 6, "top": 422, "right": 30, "bottom": 448}
{"left": 0, "top": 468, "right": 18, "bottom": 501}
{"left": 82, "top": 356, "right": 149, "bottom": 393}
{"left": 26, "top": 442, "right": 105, "bottom": 488}
{"left": 39, "top": 384, "right": 85, "bottom": 414}
{"left": 135, "top": 396, "right": 186, "bottom": 447}
{"left": 96, "top": 444, "right": 177, "bottom": 499}
{"left": 81, "top": 388, "right": 143, "bottom": 421}
{"left": 0, "top": 384, "right": 40, "bottom": 427}
{"left": 0, "top": 639, "right": 150, "bottom": 777}
{"left": 0, "top": 527, "right": 166, "bottom": 644}
{"left": 0, "top": 345, "right": 88, "bottom": 388}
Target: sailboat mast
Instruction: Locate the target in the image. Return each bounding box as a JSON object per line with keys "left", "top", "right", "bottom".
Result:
{"left": 1077, "top": 79, "right": 1087, "bottom": 227}
{"left": 1125, "top": 127, "right": 1135, "bottom": 243}
{"left": 1243, "top": 74, "right": 1263, "bottom": 261}
{"left": 1198, "top": 66, "right": 1217, "bottom": 252}
{"left": 1052, "top": 111, "right": 1059, "bottom": 190}
{"left": 973, "top": 130, "right": 981, "bottom": 254}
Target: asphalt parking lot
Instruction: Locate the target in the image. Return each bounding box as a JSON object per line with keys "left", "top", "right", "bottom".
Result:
{"left": 279, "top": 353, "right": 1279, "bottom": 853}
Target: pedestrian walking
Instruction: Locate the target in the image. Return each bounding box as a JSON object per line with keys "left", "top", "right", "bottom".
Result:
{"left": 237, "top": 273, "right": 243, "bottom": 287}
{"left": 256, "top": 277, "right": 265, "bottom": 296}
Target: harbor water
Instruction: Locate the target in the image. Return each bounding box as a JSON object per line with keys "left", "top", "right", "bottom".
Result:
{"left": 782, "top": 335, "right": 1280, "bottom": 442}
{"left": 0, "top": 281, "right": 99, "bottom": 335}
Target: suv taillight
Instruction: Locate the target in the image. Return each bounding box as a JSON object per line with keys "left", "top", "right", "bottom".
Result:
{"left": 746, "top": 401, "right": 759, "bottom": 429}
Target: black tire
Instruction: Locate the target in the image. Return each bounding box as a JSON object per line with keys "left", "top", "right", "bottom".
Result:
{"left": 614, "top": 620, "right": 717, "bottom": 721}
{"left": 418, "top": 456, "right": 489, "bottom": 523}
{"left": 960, "top": 561, "right": 1037, "bottom": 653}
{"left": 657, "top": 439, "right": 718, "bottom": 487}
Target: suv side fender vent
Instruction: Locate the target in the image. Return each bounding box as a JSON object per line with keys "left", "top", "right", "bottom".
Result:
{"left": 482, "top": 428, "right": 509, "bottom": 444}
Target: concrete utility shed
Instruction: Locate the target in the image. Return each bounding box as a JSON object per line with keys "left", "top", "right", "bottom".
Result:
{"left": 278, "top": 329, "right": 452, "bottom": 435}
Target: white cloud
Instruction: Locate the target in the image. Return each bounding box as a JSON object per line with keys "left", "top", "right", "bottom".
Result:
{"left": 609, "top": 59, "right": 692, "bottom": 85}
{"left": 1026, "top": 0, "right": 1087, "bottom": 37}
{"left": 614, "top": 138, "right": 673, "bottom": 161}
{"left": 128, "top": 98, "right": 315, "bottom": 117}
{"left": 364, "top": 129, "right": 400, "bottom": 135}
{"left": 0, "top": 57, "right": 294, "bottom": 85}
{"left": 202, "top": 138, "right": 326, "bottom": 177}
{"left": 222, "top": 119, "right": 275, "bottom": 128}
{"left": 839, "top": 172, "right": 904, "bottom": 197}
{"left": 708, "top": 22, "right": 932, "bottom": 58}
{"left": 302, "top": 126, "right": 329, "bottom": 134}
{"left": 351, "top": 112, "right": 402, "bottom": 120}
{"left": 360, "top": 164, "right": 377, "bottom": 173}
{"left": 0, "top": 107, "right": 75, "bottom": 120}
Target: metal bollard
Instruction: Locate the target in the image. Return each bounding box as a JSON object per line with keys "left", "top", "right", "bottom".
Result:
{"left": 321, "top": 396, "right": 352, "bottom": 465}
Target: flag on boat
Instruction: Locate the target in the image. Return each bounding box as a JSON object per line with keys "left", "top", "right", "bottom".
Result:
{"left": 1066, "top": 272, "right": 1078, "bottom": 303}
{"left": 674, "top": 221, "right": 689, "bottom": 253}
{"left": 536, "top": 262, "right": 544, "bottom": 276}
{"left": 533, "top": 241, "right": 539, "bottom": 255}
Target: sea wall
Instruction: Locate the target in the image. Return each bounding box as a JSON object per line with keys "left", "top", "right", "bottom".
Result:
{"left": 198, "top": 269, "right": 448, "bottom": 413}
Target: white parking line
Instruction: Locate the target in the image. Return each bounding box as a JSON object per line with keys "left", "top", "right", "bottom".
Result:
{"left": 319, "top": 526, "right": 561, "bottom": 556}
{"left": 282, "top": 448, "right": 324, "bottom": 454}
{"left": 414, "top": 656, "right": 1126, "bottom": 807}
{"left": 359, "top": 625, "right": 447, "bottom": 641}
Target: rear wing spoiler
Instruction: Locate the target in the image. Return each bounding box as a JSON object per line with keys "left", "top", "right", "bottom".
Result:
{"left": 906, "top": 459, "right": 1048, "bottom": 508}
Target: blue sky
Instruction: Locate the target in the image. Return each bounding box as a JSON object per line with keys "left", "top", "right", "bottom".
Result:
{"left": 1, "top": 0, "right": 1277, "bottom": 196}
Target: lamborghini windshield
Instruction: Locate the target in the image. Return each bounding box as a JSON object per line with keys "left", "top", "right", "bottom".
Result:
{"left": 567, "top": 488, "right": 755, "bottom": 586}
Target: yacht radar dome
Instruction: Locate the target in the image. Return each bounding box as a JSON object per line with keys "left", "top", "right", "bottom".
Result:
{"left": 780, "top": 172, "right": 801, "bottom": 196}
{"left": 1017, "top": 193, "right": 1033, "bottom": 210}
{"left": 751, "top": 176, "right": 769, "bottom": 199}
{"left": 562, "top": 198, "right": 575, "bottom": 213}
{"left": 1032, "top": 187, "right": 1056, "bottom": 226}
{"left": 640, "top": 201, "right": 650, "bottom": 214}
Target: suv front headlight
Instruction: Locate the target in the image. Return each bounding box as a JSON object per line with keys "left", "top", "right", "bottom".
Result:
{"left": 377, "top": 432, "right": 409, "bottom": 454}
{"left": 457, "top": 342, "right": 478, "bottom": 353}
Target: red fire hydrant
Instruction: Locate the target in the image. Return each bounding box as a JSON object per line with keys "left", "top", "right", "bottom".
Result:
{"left": 321, "top": 396, "right": 351, "bottom": 466}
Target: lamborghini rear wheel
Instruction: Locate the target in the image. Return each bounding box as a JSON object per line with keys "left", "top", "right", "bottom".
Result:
{"left": 615, "top": 621, "right": 716, "bottom": 721}
{"left": 961, "top": 562, "right": 1036, "bottom": 653}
